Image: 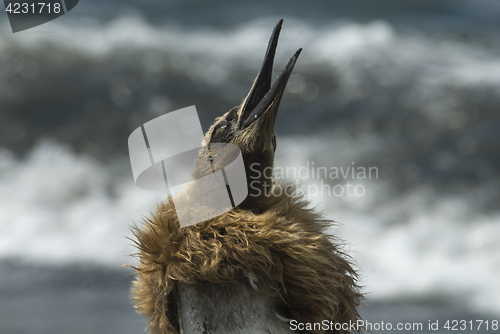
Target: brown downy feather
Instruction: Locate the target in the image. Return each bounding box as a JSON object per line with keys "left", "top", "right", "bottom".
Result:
{"left": 131, "top": 181, "right": 363, "bottom": 334}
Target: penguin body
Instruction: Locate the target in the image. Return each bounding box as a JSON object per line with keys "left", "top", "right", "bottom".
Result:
{"left": 177, "top": 281, "right": 292, "bottom": 334}
{"left": 131, "top": 20, "right": 362, "bottom": 334}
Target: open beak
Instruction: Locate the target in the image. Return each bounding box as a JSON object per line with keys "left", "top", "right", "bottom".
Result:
{"left": 238, "top": 20, "right": 302, "bottom": 130}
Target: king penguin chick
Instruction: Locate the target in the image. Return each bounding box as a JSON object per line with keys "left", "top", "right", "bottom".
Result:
{"left": 131, "top": 20, "right": 363, "bottom": 334}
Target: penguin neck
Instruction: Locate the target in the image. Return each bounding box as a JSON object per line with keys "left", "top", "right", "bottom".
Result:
{"left": 191, "top": 145, "right": 276, "bottom": 213}
{"left": 238, "top": 151, "right": 275, "bottom": 212}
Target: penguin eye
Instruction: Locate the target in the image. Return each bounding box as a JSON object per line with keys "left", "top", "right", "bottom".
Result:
{"left": 213, "top": 121, "right": 227, "bottom": 138}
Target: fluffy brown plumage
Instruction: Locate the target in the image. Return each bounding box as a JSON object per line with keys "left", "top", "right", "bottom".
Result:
{"left": 131, "top": 182, "right": 362, "bottom": 334}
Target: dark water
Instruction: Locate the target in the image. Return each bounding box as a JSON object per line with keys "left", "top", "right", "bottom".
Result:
{"left": 0, "top": 263, "right": 144, "bottom": 334}
{"left": 48, "top": 0, "right": 500, "bottom": 33}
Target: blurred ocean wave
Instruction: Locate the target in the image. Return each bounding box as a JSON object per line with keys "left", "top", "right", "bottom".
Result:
{"left": 2, "top": 16, "right": 499, "bottom": 188}
{"left": 0, "top": 136, "right": 499, "bottom": 314}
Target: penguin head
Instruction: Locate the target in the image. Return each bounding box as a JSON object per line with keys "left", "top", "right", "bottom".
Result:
{"left": 200, "top": 20, "right": 301, "bottom": 205}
